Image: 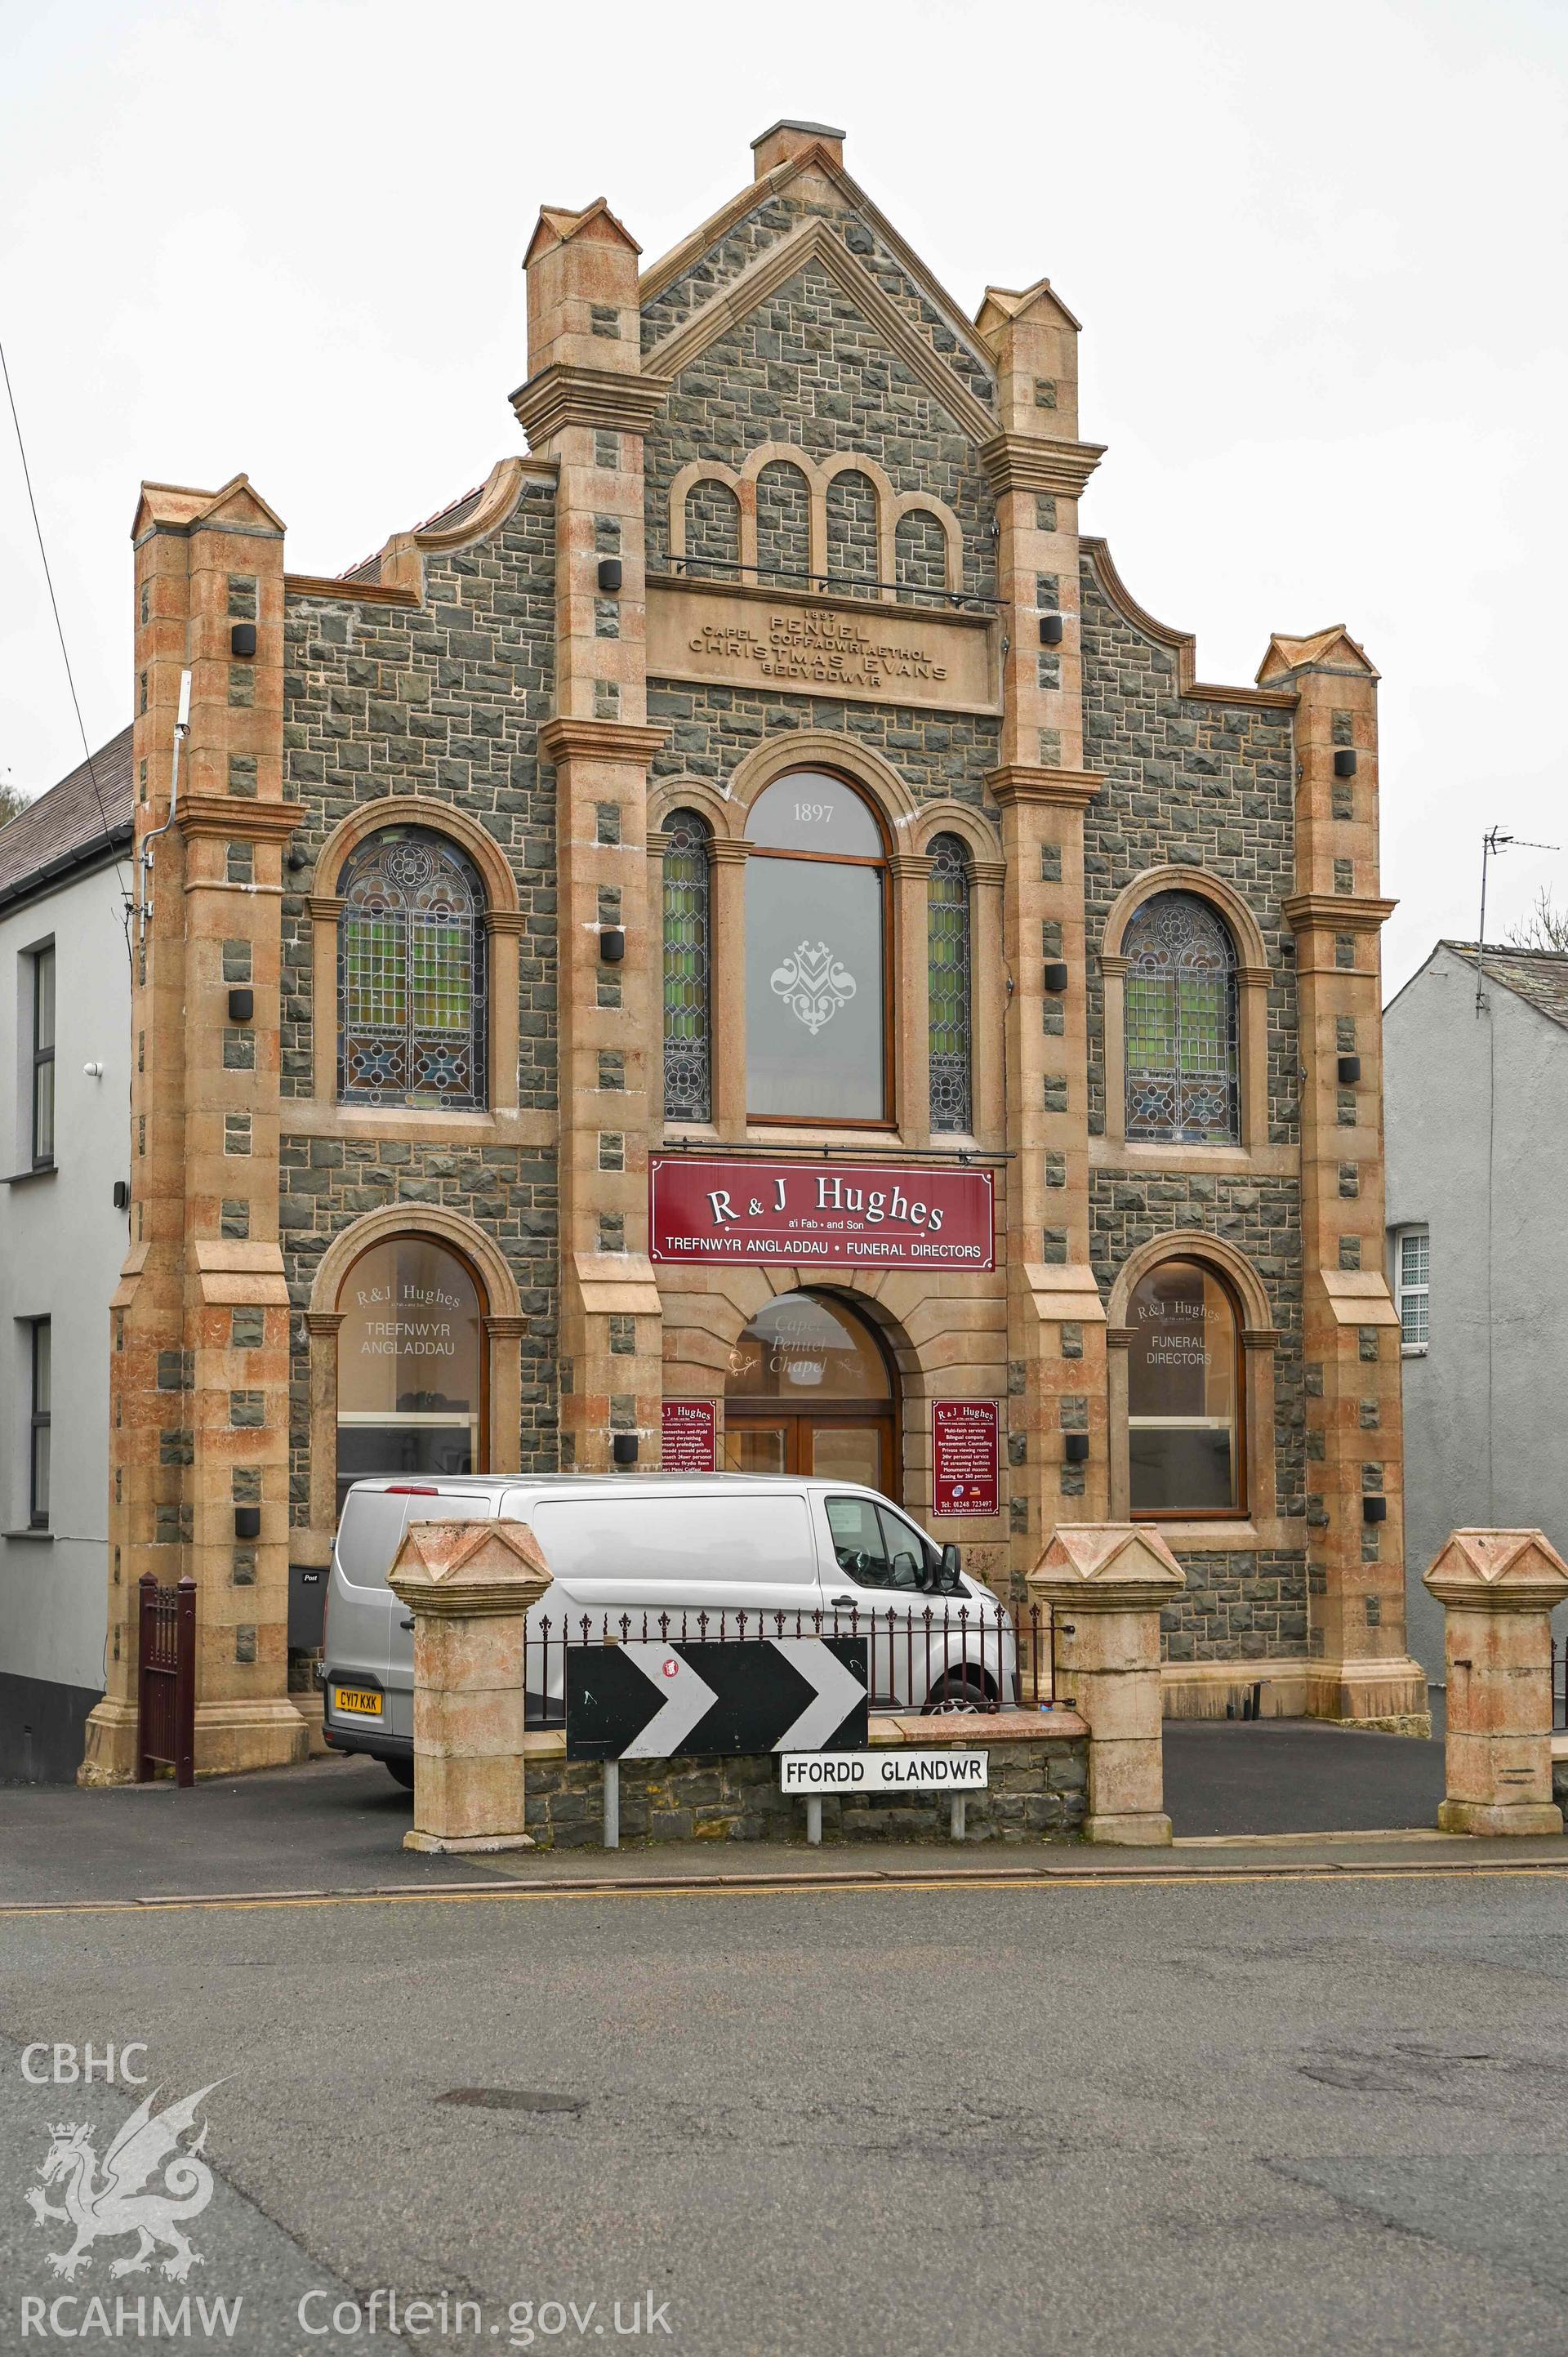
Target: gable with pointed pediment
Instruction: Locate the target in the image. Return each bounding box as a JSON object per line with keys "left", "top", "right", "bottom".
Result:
{"left": 644, "top": 256, "right": 998, "bottom": 596}
{"left": 642, "top": 169, "right": 996, "bottom": 417}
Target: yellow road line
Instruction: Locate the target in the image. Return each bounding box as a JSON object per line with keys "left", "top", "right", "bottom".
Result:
{"left": 1, "top": 1861, "right": 1565, "bottom": 1919}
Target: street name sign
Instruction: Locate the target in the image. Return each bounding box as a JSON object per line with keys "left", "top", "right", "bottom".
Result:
{"left": 779, "top": 1750, "right": 988, "bottom": 1793}
{"left": 566, "top": 1637, "right": 869, "bottom": 1761}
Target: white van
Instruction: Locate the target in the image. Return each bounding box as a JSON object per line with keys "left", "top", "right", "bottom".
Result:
{"left": 320, "top": 1473, "right": 1016, "bottom": 1785}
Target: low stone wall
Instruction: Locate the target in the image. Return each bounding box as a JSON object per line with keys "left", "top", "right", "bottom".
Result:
{"left": 521, "top": 1711, "right": 1089, "bottom": 1850}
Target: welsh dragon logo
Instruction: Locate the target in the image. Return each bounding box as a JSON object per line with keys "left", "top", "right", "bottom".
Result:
{"left": 26, "top": 2083, "right": 220, "bottom": 2282}
{"left": 769, "top": 941, "right": 858, "bottom": 1036}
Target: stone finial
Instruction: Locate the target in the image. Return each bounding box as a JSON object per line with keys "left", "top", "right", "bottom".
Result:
{"left": 1255, "top": 625, "right": 1379, "bottom": 687}
{"left": 751, "top": 119, "right": 845, "bottom": 178}
{"left": 387, "top": 1520, "right": 551, "bottom": 1619}
{"left": 1027, "top": 1522, "right": 1186, "bottom": 1607}
{"left": 1423, "top": 1527, "right": 1568, "bottom": 1612}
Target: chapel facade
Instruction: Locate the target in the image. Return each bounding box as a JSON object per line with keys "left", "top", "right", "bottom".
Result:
{"left": 83, "top": 118, "right": 1426, "bottom": 1781}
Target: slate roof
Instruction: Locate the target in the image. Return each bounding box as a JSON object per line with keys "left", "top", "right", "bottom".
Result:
{"left": 1441, "top": 941, "right": 1568, "bottom": 1033}
{"left": 0, "top": 725, "right": 134, "bottom": 912}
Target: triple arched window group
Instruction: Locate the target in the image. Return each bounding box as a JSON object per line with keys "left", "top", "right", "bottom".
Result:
{"left": 662, "top": 772, "right": 975, "bottom": 1133}
{"left": 332, "top": 813, "right": 1241, "bottom": 1152}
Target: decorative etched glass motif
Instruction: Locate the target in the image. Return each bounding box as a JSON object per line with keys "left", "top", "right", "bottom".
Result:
{"left": 338, "top": 829, "right": 486, "bottom": 1109}
{"left": 927, "top": 834, "right": 972, "bottom": 1132}
{"left": 662, "top": 809, "right": 711, "bottom": 1122}
{"left": 1123, "top": 891, "right": 1240, "bottom": 1144}
{"left": 769, "top": 942, "right": 858, "bottom": 1036}
{"left": 745, "top": 773, "right": 887, "bottom": 1121}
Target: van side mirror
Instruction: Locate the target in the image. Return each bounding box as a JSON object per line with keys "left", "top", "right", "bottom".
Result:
{"left": 939, "top": 1543, "right": 962, "bottom": 1590}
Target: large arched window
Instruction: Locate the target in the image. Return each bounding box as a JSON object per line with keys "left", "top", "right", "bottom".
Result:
{"left": 1127, "top": 1258, "right": 1243, "bottom": 1517}
{"left": 338, "top": 828, "right": 487, "bottom": 1109}
{"left": 334, "top": 1234, "right": 484, "bottom": 1511}
{"left": 1123, "top": 890, "right": 1239, "bottom": 1143}
{"left": 662, "top": 809, "right": 711, "bottom": 1124}
{"left": 745, "top": 771, "right": 889, "bottom": 1124}
{"left": 927, "top": 834, "right": 972, "bottom": 1133}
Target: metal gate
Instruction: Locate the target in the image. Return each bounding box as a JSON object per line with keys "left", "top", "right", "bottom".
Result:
{"left": 136, "top": 1573, "right": 195, "bottom": 1786}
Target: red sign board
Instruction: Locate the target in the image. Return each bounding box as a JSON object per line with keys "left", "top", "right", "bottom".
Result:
{"left": 648, "top": 1156, "right": 994, "bottom": 1272}
{"left": 662, "top": 1400, "right": 717, "bottom": 1472}
{"left": 932, "top": 1401, "right": 1000, "bottom": 1518}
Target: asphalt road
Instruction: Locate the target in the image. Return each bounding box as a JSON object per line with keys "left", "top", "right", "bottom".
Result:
{"left": 3, "top": 1869, "right": 1567, "bottom": 2356}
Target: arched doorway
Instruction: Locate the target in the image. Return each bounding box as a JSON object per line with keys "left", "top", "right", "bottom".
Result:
{"left": 724, "top": 1292, "right": 898, "bottom": 1495}
{"left": 334, "top": 1234, "right": 487, "bottom": 1511}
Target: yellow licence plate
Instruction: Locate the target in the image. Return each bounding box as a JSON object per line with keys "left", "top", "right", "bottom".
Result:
{"left": 332, "top": 1686, "right": 383, "bottom": 1718}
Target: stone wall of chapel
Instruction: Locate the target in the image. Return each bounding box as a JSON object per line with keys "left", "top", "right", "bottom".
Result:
{"left": 640, "top": 191, "right": 998, "bottom": 417}
{"left": 646, "top": 685, "right": 1002, "bottom": 807}
{"left": 1079, "top": 552, "right": 1300, "bottom": 1144}
{"left": 278, "top": 481, "right": 559, "bottom": 1109}
{"left": 642, "top": 257, "right": 998, "bottom": 598}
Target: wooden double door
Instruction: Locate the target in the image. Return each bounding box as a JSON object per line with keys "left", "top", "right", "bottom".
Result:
{"left": 722, "top": 1410, "right": 896, "bottom": 1499}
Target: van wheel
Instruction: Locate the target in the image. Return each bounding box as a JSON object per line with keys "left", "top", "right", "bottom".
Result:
{"left": 924, "top": 1674, "right": 989, "bottom": 1715}
{"left": 384, "top": 1757, "right": 415, "bottom": 1791}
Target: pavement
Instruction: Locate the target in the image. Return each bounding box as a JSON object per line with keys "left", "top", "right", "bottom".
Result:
{"left": 2, "top": 1862, "right": 1567, "bottom": 2355}
{"left": 0, "top": 1712, "right": 1558, "bottom": 1912}
{"left": 2, "top": 1721, "right": 1566, "bottom": 2353}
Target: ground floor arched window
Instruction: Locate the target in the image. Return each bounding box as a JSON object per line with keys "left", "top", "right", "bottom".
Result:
{"left": 1126, "top": 1257, "right": 1244, "bottom": 1516}
{"left": 334, "top": 1234, "right": 485, "bottom": 1510}
{"left": 723, "top": 1291, "right": 896, "bottom": 1495}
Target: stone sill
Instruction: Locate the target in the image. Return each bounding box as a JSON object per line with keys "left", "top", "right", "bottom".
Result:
{"left": 1552, "top": 1734, "right": 1568, "bottom": 1763}
{"left": 520, "top": 1705, "right": 1085, "bottom": 1762}
{"left": 2, "top": 1528, "right": 54, "bottom": 1543}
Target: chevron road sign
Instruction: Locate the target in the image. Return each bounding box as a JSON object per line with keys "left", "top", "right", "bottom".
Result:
{"left": 565, "top": 1637, "right": 869, "bottom": 1761}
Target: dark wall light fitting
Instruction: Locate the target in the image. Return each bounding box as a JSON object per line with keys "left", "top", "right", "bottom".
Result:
{"left": 1338, "top": 1055, "right": 1361, "bottom": 1085}
{"left": 1042, "top": 961, "right": 1069, "bottom": 993}
{"left": 1363, "top": 1495, "right": 1388, "bottom": 1523}
{"left": 597, "top": 559, "right": 623, "bottom": 594}
{"left": 612, "top": 1434, "right": 639, "bottom": 1466}
{"left": 1038, "top": 613, "right": 1063, "bottom": 647}
{"left": 1064, "top": 1432, "right": 1090, "bottom": 1464}
{"left": 234, "top": 1506, "right": 261, "bottom": 1540}
{"left": 229, "top": 623, "right": 257, "bottom": 659}
{"left": 599, "top": 928, "right": 626, "bottom": 964}
{"left": 1334, "top": 749, "right": 1358, "bottom": 778}
{"left": 228, "top": 988, "right": 254, "bottom": 1024}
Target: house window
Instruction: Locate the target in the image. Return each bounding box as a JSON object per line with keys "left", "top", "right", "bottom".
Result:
{"left": 1124, "top": 891, "right": 1240, "bottom": 1144}
{"left": 927, "top": 834, "right": 972, "bottom": 1133}
{"left": 337, "top": 830, "right": 486, "bottom": 1109}
{"left": 662, "top": 810, "right": 711, "bottom": 1122}
{"left": 1127, "top": 1259, "right": 1244, "bottom": 1516}
{"left": 1395, "top": 1226, "right": 1429, "bottom": 1353}
{"left": 29, "top": 1319, "right": 51, "bottom": 1529}
{"left": 30, "top": 946, "right": 56, "bottom": 1167}
{"left": 746, "top": 772, "right": 889, "bottom": 1123}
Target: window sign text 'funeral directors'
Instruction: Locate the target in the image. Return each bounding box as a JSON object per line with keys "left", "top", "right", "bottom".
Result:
{"left": 649, "top": 1157, "right": 994, "bottom": 1271}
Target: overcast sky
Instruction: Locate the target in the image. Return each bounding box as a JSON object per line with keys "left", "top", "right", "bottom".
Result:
{"left": 2, "top": 0, "right": 1562, "bottom": 989}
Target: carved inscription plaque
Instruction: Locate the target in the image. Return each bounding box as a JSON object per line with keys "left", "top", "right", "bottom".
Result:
{"left": 648, "top": 581, "right": 997, "bottom": 714}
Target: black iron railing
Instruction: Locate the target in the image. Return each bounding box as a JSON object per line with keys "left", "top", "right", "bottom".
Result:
{"left": 522, "top": 1600, "right": 1059, "bottom": 1727}
{"left": 653, "top": 557, "right": 1003, "bottom": 614}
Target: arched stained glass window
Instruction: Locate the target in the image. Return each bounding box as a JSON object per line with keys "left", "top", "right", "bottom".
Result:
{"left": 928, "top": 834, "right": 972, "bottom": 1133}
{"left": 662, "top": 809, "right": 711, "bottom": 1123}
{"left": 338, "top": 828, "right": 487, "bottom": 1109}
{"left": 1124, "top": 890, "right": 1240, "bottom": 1144}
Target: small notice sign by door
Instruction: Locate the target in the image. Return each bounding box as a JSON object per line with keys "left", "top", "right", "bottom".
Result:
{"left": 932, "top": 1400, "right": 1000, "bottom": 1517}
{"left": 662, "top": 1400, "right": 718, "bottom": 1472}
